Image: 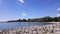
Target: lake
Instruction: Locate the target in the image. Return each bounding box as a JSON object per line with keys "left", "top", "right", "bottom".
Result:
{"left": 0, "top": 22, "right": 53, "bottom": 30}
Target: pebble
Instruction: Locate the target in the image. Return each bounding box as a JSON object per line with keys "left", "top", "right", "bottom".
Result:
{"left": 0, "top": 24, "right": 56, "bottom": 34}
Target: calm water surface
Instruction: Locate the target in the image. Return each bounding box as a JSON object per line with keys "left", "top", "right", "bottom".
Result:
{"left": 0, "top": 22, "right": 53, "bottom": 30}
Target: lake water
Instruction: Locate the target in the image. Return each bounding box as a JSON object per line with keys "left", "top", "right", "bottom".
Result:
{"left": 0, "top": 22, "right": 53, "bottom": 30}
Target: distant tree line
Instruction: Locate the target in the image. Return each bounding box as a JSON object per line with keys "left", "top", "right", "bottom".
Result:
{"left": 8, "top": 16, "right": 60, "bottom": 22}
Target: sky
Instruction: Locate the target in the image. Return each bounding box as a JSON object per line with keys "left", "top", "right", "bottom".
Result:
{"left": 0, "top": 0, "right": 60, "bottom": 21}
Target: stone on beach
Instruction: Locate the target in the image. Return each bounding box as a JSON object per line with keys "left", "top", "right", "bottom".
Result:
{"left": 0, "top": 24, "right": 58, "bottom": 34}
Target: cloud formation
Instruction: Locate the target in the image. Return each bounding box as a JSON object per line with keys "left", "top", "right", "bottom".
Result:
{"left": 57, "top": 8, "right": 60, "bottom": 11}
{"left": 57, "top": 14, "right": 60, "bottom": 17}
{"left": 18, "top": 0, "right": 24, "bottom": 3}
{"left": 22, "top": 13, "right": 27, "bottom": 16}
{"left": 57, "top": 8, "right": 60, "bottom": 17}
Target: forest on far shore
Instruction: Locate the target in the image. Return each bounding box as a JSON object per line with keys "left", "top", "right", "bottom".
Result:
{"left": 8, "top": 16, "right": 60, "bottom": 22}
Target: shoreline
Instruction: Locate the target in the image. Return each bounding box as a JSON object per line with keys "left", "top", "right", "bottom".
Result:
{"left": 0, "top": 22, "right": 59, "bottom": 34}
{"left": 48, "top": 22, "right": 60, "bottom": 23}
{"left": 0, "top": 24, "right": 55, "bottom": 34}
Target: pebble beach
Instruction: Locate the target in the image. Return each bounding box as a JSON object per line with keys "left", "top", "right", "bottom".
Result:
{"left": 0, "top": 22, "right": 60, "bottom": 34}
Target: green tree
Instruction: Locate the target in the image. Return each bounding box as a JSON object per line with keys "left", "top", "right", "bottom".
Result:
{"left": 22, "top": 19, "right": 27, "bottom": 22}
{"left": 53, "top": 17, "right": 58, "bottom": 22}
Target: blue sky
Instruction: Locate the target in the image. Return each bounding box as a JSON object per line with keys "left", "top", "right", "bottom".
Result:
{"left": 0, "top": 0, "right": 60, "bottom": 21}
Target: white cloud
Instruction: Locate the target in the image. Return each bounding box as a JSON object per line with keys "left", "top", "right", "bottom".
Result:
{"left": 57, "top": 14, "right": 60, "bottom": 17}
{"left": 57, "top": 8, "right": 60, "bottom": 11}
{"left": 22, "top": 13, "right": 27, "bottom": 16}
{"left": 18, "top": 0, "right": 24, "bottom": 3}
{"left": 56, "top": 8, "right": 60, "bottom": 17}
